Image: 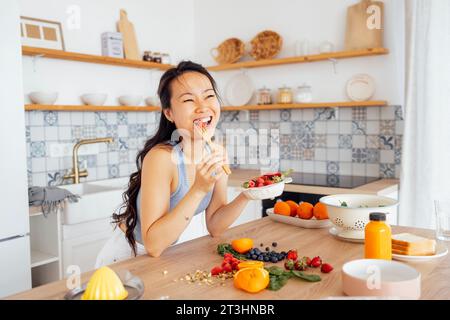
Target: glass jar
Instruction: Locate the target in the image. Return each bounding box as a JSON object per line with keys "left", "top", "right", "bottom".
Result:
{"left": 256, "top": 87, "right": 272, "bottom": 105}
{"left": 294, "top": 84, "right": 313, "bottom": 103}
{"left": 277, "top": 86, "right": 293, "bottom": 104}
{"left": 152, "top": 52, "right": 162, "bottom": 63}
{"left": 161, "top": 53, "right": 171, "bottom": 65}
{"left": 365, "top": 212, "right": 392, "bottom": 260}
{"left": 143, "top": 51, "right": 153, "bottom": 62}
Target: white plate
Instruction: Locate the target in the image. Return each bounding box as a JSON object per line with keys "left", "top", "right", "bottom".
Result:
{"left": 346, "top": 74, "right": 375, "bottom": 102}
{"left": 241, "top": 177, "right": 292, "bottom": 200}
{"left": 267, "top": 208, "right": 332, "bottom": 229}
{"left": 224, "top": 73, "right": 254, "bottom": 106}
{"left": 392, "top": 243, "right": 448, "bottom": 262}
{"left": 329, "top": 227, "right": 365, "bottom": 243}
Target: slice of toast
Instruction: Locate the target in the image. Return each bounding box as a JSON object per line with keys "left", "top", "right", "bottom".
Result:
{"left": 391, "top": 233, "right": 436, "bottom": 256}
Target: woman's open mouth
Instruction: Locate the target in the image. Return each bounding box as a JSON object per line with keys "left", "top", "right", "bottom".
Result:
{"left": 193, "top": 116, "right": 213, "bottom": 129}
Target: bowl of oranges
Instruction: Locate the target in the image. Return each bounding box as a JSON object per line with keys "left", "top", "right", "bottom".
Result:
{"left": 266, "top": 200, "right": 332, "bottom": 228}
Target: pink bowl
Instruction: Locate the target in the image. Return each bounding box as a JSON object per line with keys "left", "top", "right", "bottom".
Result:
{"left": 342, "top": 259, "right": 421, "bottom": 299}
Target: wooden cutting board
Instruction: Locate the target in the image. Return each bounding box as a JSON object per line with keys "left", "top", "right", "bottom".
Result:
{"left": 345, "top": 0, "right": 384, "bottom": 50}
{"left": 117, "top": 9, "right": 140, "bottom": 60}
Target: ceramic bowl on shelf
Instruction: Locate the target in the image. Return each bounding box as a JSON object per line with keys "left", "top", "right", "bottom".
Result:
{"left": 342, "top": 259, "right": 421, "bottom": 299}
{"left": 145, "top": 96, "right": 161, "bottom": 107}
{"left": 319, "top": 194, "right": 398, "bottom": 240}
{"left": 80, "top": 93, "right": 107, "bottom": 106}
{"left": 118, "top": 95, "right": 142, "bottom": 106}
{"left": 29, "top": 91, "right": 58, "bottom": 105}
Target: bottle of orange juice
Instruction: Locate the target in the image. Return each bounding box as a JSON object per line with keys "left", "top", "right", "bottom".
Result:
{"left": 365, "top": 212, "right": 392, "bottom": 260}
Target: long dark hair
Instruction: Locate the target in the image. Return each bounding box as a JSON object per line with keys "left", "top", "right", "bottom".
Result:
{"left": 112, "top": 61, "right": 220, "bottom": 255}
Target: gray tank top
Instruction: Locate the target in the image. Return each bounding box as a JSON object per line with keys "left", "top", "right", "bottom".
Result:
{"left": 133, "top": 141, "right": 214, "bottom": 244}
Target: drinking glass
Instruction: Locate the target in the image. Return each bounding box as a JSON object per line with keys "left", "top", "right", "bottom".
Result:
{"left": 435, "top": 199, "right": 450, "bottom": 241}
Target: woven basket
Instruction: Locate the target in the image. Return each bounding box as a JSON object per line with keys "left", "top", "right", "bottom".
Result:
{"left": 249, "top": 30, "right": 283, "bottom": 60}
{"left": 210, "top": 38, "right": 245, "bottom": 65}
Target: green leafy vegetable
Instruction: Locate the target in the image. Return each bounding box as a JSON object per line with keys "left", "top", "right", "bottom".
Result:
{"left": 217, "top": 243, "right": 247, "bottom": 260}
{"left": 339, "top": 200, "right": 348, "bottom": 207}
{"left": 291, "top": 270, "right": 321, "bottom": 282}
{"left": 265, "top": 266, "right": 321, "bottom": 291}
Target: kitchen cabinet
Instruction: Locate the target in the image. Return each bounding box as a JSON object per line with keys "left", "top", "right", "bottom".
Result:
{"left": 62, "top": 217, "right": 115, "bottom": 274}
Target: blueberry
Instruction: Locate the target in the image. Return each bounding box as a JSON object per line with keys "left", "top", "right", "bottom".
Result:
{"left": 246, "top": 253, "right": 251, "bottom": 259}
{"left": 270, "top": 257, "right": 278, "bottom": 263}
{"left": 281, "top": 251, "right": 287, "bottom": 256}
{"left": 272, "top": 242, "right": 278, "bottom": 247}
{"left": 257, "top": 255, "right": 264, "bottom": 261}
{"left": 251, "top": 254, "right": 258, "bottom": 260}
{"left": 264, "top": 256, "right": 270, "bottom": 262}
{"left": 254, "top": 248, "right": 261, "bottom": 254}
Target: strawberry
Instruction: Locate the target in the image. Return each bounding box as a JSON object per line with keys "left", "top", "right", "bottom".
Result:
{"left": 321, "top": 263, "right": 333, "bottom": 273}
{"left": 294, "top": 259, "right": 307, "bottom": 271}
{"left": 223, "top": 253, "right": 233, "bottom": 260}
{"left": 222, "top": 263, "right": 233, "bottom": 273}
{"left": 264, "top": 180, "right": 274, "bottom": 186}
{"left": 310, "top": 256, "right": 322, "bottom": 268}
{"left": 257, "top": 177, "right": 265, "bottom": 185}
{"left": 286, "top": 249, "right": 298, "bottom": 261}
{"left": 211, "top": 266, "right": 223, "bottom": 276}
{"left": 257, "top": 182, "right": 264, "bottom": 187}
{"left": 284, "top": 259, "right": 296, "bottom": 271}
{"left": 305, "top": 256, "right": 312, "bottom": 267}
{"left": 248, "top": 180, "right": 255, "bottom": 188}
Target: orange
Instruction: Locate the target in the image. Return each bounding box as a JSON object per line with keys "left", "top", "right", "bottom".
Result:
{"left": 234, "top": 267, "right": 270, "bottom": 293}
{"left": 285, "top": 200, "right": 299, "bottom": 217}
{"left": 297, "top": 201, "right": 314, "bottom": 220}
{"left": 231, "top": 238, "right": 254, "bottom": 254}
{"left": 237, "top": 261, "right": 264, "bottom": 270}
{"left": 313, "top": 202, "right": 329, "bottom": 220}
{"left": 273, "top": 201, "right": 291, "bottom": 216}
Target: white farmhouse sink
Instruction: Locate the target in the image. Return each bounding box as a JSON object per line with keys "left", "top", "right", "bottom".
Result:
{"left": 60, "top": 178, "right": 128, "bottom": 225}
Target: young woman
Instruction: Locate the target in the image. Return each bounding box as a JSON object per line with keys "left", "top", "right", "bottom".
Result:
{"left": 96, "top": 61, "right": 251, "bottom": 266}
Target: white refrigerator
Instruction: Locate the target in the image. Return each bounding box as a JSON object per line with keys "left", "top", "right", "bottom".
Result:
{"left": 0, "top": 0, "right": 32, "bottom": 298}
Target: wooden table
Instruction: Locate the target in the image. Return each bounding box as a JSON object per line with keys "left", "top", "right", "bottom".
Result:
{"left": 9, "top": 218, "right": 450, "bottom": 300}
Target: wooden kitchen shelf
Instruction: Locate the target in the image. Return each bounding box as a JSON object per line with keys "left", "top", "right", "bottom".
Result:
{"left": 25, "top": 101, "right": 387, "bottom": 112}
{"left": 207, "top": 47, "right": 389, "bottom": 71}
{"left": 22, "top": 46, "right": 173, "bottom": 70}
{"left": 30, "top": 249, "right": 59, "bottom": 268}
{"left": 25, "top": 104, "right": 161, "bottom": 112}
{"left": 221, "top": 100, "right": 387, "bottom": 111}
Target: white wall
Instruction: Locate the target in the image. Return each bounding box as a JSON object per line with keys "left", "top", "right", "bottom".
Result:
{"left": 20, "top": 0, "right": 195, "bottom": 105}
{"left": 193, "top": 0, "right": 405, "bottom": 106}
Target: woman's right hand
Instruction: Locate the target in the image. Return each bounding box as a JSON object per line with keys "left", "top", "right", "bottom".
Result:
{"left": 192, "top": 150, "right": 226, "bottom": 194}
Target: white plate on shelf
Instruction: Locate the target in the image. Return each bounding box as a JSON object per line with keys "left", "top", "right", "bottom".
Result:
{"left": 392, "top": 243, "right": 448, "bottom": 262}
{"left": 346, "top": 74, "right": 375, "bottom": 101}
{"left": 266, "top": 208, "right": 332, "bottom": 229}
{"left": 224, "top": 72, "right": 254, "bottom": 106}
{"left": 329, "top": 227, "right": 365, "bottom": 243}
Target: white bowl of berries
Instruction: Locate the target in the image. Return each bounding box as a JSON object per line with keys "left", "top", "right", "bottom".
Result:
{"left": 241, "top": 170, "right": 293, "bottom": 200}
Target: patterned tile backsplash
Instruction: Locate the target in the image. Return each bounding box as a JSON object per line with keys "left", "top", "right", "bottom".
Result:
{"left": 216, "top": 105, "right": 403, "bottom": 179}
{"left": 26, "top": 111, "right": 159, "bottom": 187}
{"left": 25, "top": 105, "right": 403, "bottom": 187}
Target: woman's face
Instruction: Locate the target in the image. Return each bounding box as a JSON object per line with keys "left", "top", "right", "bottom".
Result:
{"left": 164, "top": 71, "right": 220, "bottom": 140}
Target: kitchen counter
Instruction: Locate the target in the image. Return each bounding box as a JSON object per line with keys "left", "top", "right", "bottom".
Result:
{"left": 228, "top": 169, "right": 399, "bottom": 196}
{"left": 9, "top": 217, "right": 449, "bottom": 300}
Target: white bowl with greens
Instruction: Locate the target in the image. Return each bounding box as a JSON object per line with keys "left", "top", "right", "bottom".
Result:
{"left": 319, "top": 194, "right": 398, "bottom": 240}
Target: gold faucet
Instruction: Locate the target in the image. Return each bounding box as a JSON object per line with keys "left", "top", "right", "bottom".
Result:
{"left": 63, "top": 137, "right": 114, "bottom": 184}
